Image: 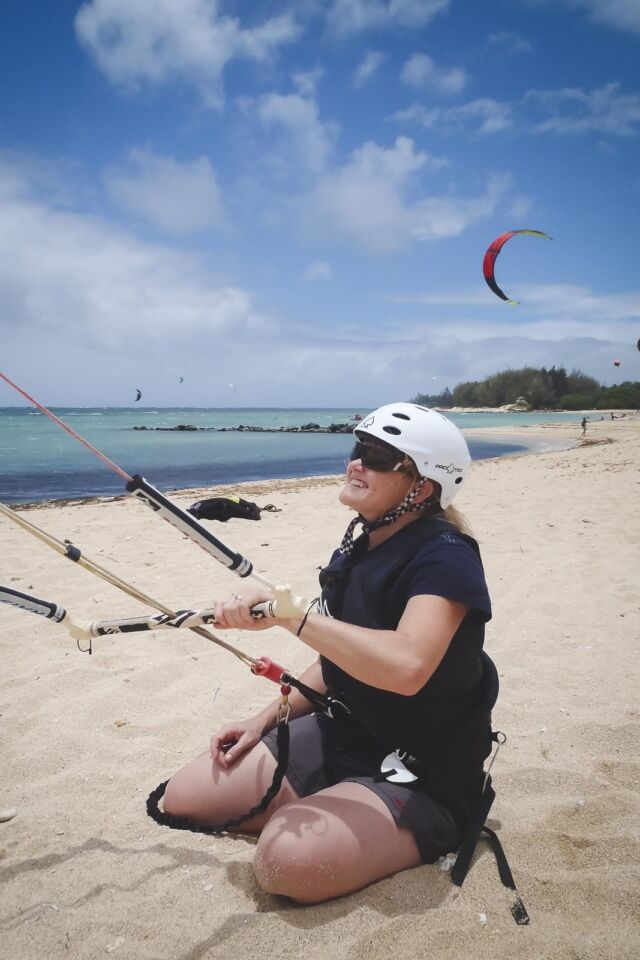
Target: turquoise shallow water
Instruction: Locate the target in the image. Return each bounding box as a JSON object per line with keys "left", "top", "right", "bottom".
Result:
{"left": 0, "top": 407, "right": 581, "bottom": 504}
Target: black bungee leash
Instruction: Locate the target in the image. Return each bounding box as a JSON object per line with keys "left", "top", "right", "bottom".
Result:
{"left": 146, "top": 670, "right": 349, "bottom": 833}
{"left": 147, "top": 714, "right": 291, "bottom": 835}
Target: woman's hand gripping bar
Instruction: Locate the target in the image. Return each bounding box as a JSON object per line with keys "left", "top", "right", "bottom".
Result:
{"left": 0, "top": 585, "right": 309, "bottom": 644}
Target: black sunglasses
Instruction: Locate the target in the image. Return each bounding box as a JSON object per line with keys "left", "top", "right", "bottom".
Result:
{"left": 349, "top": 440, "right": 409, "bottom": 473}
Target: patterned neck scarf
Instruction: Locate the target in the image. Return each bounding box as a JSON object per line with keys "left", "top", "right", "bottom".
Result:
{"left": 339, "top": 481, "right": 427, "bottom": 555}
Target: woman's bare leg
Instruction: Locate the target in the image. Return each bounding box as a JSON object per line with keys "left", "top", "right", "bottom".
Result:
{"left": 163, "top": 742, "right": 300, "bottom": 832}
{"left": 253, "top": 781, "right": 422, "bottom": 902}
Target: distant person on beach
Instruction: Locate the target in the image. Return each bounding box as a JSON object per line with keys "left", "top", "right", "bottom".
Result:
{"left": 162, "top": 404, "right": 496, "bottom": 903}
{"left": 581, "top": 417, "right": 588, "bottom": 435}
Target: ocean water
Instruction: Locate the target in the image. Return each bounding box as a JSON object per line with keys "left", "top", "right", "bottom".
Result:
{"left": 0, "top": 406, "right": 581, "bottom": 505}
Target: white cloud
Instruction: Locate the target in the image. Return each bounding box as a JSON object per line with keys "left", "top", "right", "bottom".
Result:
{"left": 539, "top": 0, "right": 640, "bottom": 37}
{"left": 0, "top": 156, "right": 260, "bottom": 352}
{"left": 507, "top": 193, "right": 535, "bottom": 220}
{"left": 389, "top": 289, "right": 491, "bottom": 307}
{"left": 390, "top": 282, "right": 640, "bottom": 337}
{"left": 409, "top": 174, "right": 511, "bottom": 241}
{"left": 393, "top": 97, "right": 512, "bottom": 135}
{"left": 525, "top": 83, "right": 640, "bottom": 137}
{"left": 382, "top": 281, "right": 640, "bottom": 387}
{"left": 105, "top": 148, "right": 224, "bottom": 234}
{"left": 352, "top": 50, "right": 386, "bottom": 89}
{"left": 485, "top": 30, "right": 534, "bottom": 54}
{"left": 303, "top": 260, "right": 333, "bottom": 280}
{"left": 254, "top": 92, "right": 337, "bottom": 177}
{"left": 507, "top": 284, "right": 640, "bottom": 325}
{"left": 400, "top": 53, "right": 466, "bottom": 94}
{"left": 0, "top": 158, "right": 630, "bottom": 403}
{"left": 303, "top": 137, "right": 508, "bottom": 254}
{"left": 293, "top": 67, "right": 324, "bottom": 98}
{"left": 394, "top": 83, "right": 640, "bottom": 139}
{"left": 75, "top": 0, "right": 300, "bottom": 107}
{"left": 326, "top": 0, "right": 450, "bottom": 35}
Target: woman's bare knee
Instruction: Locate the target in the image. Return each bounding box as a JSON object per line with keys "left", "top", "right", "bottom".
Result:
{"left": 253, "top": 822, "right": 316, "bottom": 901}
{"left": 162, "top": 771, "right": 195, "bottom": 818}
{"left": 252, "top": 785, "right": 422, "bottom": 903}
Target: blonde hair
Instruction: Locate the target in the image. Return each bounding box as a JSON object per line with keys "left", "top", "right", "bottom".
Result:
{"left": 441, "top": 503, "right": 472, "bottom": 536}
{"left": 404, "top": 464, "right": 473, "bottom": 536}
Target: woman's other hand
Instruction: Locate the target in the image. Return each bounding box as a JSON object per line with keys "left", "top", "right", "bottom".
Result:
{"left": 210, "top": 718, "right": 267, "bottom": 768}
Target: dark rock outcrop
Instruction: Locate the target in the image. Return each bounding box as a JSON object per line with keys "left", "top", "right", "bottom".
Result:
{"left": 133, "top": 422, "right": 353, "bottom": 434}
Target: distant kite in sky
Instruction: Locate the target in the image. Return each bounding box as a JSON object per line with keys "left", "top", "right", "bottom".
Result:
{"left": 483, "top": 229, "right": 552, "bottom": 304}
{"left": 227, "top": 383, "right": 237, "bottom": 392}
{"left": 637, "top": 338, "right": 640, "bottom": 352}
{"left": 613, "top": 360, "right": 621, "bottom": 367}
{"left": 179, "top": 376, "right": 184, "bottom": 384}
{"left": 135, "top": 388, "right": 142, "bottom": 402}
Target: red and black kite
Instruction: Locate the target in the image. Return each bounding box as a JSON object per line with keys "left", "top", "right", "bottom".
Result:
{"left": 483, "top": 229, "right": 552, "bottom": 304}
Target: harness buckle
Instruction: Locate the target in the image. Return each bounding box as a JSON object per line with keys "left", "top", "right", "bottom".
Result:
{"left": 277, "top": 687, "right": 291, "bottom": 725}
{"left": 326, "top": 698, "right": 350, "bottom": 720}
{"left": 483, "top": 730, "right": 506, "bottom": 792}
{"left": 381, "top": 750, "right": 419, "bottom": 784}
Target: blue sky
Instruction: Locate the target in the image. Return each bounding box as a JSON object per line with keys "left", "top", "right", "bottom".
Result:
{"left": 1, "top": 0, "right": 639, "bottom": 407}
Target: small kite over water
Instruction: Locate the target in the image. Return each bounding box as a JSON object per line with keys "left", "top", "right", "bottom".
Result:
{"left": 483, "top": 229, "right": 552, "bottom": 304}
{"left": 135, "top": 389, "right": 142, "bottom": 402}
{"left": 179, "top": 376, "right": 184, "bottom": 384}
{"left": 227, "top": 383, "right": 237, "bottom": 392}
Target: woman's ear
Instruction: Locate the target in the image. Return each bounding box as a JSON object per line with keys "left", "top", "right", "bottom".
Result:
{"left": 414, "top": 478, "right": 435, "bottom": 504}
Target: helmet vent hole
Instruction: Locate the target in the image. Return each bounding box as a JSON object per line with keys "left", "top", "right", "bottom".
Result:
{"left": 383, "top": 425, "right": 402, "bottom": 436}
{"left": 392, "top": 412, "right": 411, "bottom": 420}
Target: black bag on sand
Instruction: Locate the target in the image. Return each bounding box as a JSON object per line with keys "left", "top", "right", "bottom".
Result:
{"left": 188, "top": 496, "right": 262, "bottom": 522}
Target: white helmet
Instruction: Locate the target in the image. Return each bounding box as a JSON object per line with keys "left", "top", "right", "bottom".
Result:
{"left": 354, "top": 402, "right": 470, "bottom": 507}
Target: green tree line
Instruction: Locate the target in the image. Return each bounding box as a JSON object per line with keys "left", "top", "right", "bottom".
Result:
{"left": 411, "top": 366, "right": 640, "bottom": 410}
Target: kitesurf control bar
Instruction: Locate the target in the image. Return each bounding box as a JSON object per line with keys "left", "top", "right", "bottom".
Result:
{"left": 2, "top": 587, "right": 329, "bottom": 703}
{"left": 0, "top": 585, "right": 68, "bottom": 623}
{"left": 0, "top": 585, "right": 293, "bottom": 690}
{"left": 85, "top": 604, "right": 275, "bottom": 634}
{"left": 0, "top": 499, "right": 272, "bottom": 666}
{"left": 127, "top": 475, "right": 255, "bottom": 579}
{"left": 0, "top": 585, "right": 273, "bottom": 639}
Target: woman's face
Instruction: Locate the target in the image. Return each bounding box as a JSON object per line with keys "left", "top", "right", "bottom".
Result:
{"left": 339, "top": 444, "right": 419, "bottom": 521}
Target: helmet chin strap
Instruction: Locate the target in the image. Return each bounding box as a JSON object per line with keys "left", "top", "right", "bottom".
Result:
{"left": 339, "top": 479, "right": 427, "bottom": 556}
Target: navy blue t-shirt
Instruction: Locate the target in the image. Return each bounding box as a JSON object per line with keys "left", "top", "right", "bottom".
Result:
{"left": 318, "top": 518, "right": 494, "bottom": 809}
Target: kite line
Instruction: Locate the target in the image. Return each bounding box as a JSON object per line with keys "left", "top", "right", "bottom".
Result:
{"left": 0, "top": 370, "right": 308, "bottom": 617}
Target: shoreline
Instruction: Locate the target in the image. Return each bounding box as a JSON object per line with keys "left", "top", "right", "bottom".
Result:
{"left": 445, "top": 407, "right": 637, "bottom": 414}
{"left": 4, "top": 410, "right": 635, "bottom": 510}
{"left": 9, "top": 426, "right": 578, "bottom": 512}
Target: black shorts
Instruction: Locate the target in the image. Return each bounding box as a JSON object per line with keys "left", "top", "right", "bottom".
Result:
{"left": 262, "top": 713, "right": 460, "bottom": 864}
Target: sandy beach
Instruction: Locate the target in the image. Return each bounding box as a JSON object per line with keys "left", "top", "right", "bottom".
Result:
{"left": 1, "top": 415, "right": 639, "bottom": 960}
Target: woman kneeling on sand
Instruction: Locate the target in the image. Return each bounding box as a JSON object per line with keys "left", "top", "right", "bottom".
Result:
{"left": 163, "top": 403, "right": 494, "bottom": 903}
